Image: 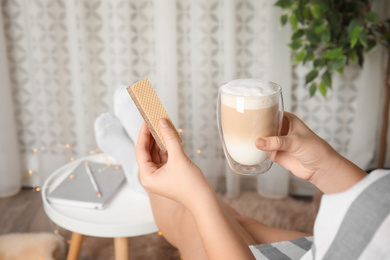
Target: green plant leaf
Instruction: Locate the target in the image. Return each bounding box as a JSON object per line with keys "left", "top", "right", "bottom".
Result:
{"left": 310, "top": 82, "right": 317, "bottom": 97}
{"left": 293, "top": 51, "right": 304, "bottom": 64}
{"left": 317, "top": 1, "right": 330, "bottom": 12}
{"left": 366, "top": 39, "right": 377, "bottom": 52}
{"left": 290, "top": 13, "right": 298, "bottom": 30}
{"left": 314, "top": 58, "right": 325, "bottom": 68}
{"left": 331, "top": 55, "right": 347, "bottom": 71}
{"left": 314, "top": 25, "right": 326, "bottom": 35}
{"left": 365, "top": 11, "right": 380, "bottom": 25}
{"left": 281, "top": 14, "right": 288, "bottom": 26}
{"left": 303, "top": 5, "right": 311, "bottom": 21}
{"left": 356, "top": 47, "right": 364, "bottom": 67}
{"left": 381, "top": 31, "right": 390, "bottom": 41}
{"left": 321, "top": 29, "right": 331, "bottom": 44}
{"left": 350, "top": 26, "right": 361, "bottom": 48}
{"left": 292, "top": 29, "right": 305, "bottom": 40}
{"left": 347, "top": 19, "right": 362, "bottom": 35}
{"left": 305, "top": 69, "right": 318, "bottom": 84}
{"left": 294, "top": 50, "right": 306, "bottom": 63}
{"left": 306, "top": 30, "right": 318, "bottom": 45}
{"left": 324, "top": 48, "right": 343, "bottom": 59}
{"left": 319, "top": 82, "right": 327, "bottom": 97}
{"left": 295, "top": 5, "right": 304, "bottom": 23}
{"left": 310, "top": 4, "right": 323, "bottom": 19}
{"left": 359, "top": 29, "right": 367, "bottom": 48}
{"left": 322, "top": 71, "right": 332, "bottom": 87}
{"left": 275, "top": 0, "right": 294, "bottom": 9}
{"left": 288, "top": 39, "right": 302, "bottom": 50}
{"left": 348, "top": 49, "right": 357, "bottom": 62}
{"left": 382, "top": 32, "right": 390, "bottom": 46}
{"left": 329, "top": 12, "right": 342, "bottom": 32}
{"left": 304, "top": 51, "right": 315, "bottom": 63}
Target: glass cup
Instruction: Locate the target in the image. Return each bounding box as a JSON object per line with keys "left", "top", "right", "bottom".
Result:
{"left": 217, "top": 79, "right": 284, "bottom": 175}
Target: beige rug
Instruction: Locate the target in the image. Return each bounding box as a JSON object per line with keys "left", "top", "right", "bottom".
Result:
{"left": 0, "top": 233, "right": 66, "bottom": 260}
{"left": 68, "top": 191, "right": 319, "bottom": 260}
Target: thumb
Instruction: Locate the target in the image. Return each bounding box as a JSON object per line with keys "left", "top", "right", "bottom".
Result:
{"left": 159, "top": 118, "right": 183, "bottom": 155}
{"left": 255, "top": 136, "right": 292, "bottom": 152}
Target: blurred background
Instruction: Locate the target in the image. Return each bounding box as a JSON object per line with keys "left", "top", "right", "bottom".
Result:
{"left": 1, "top": 0, "right": 389, "bottom": 198}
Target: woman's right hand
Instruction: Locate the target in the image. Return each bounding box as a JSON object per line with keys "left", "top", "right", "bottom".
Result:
{"left": 255, "top": 112, "right": 366, "bottom": 193}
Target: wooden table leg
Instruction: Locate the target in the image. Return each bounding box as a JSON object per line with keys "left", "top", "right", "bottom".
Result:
{"left": 67, "top": 232, "right": 84, "bottom": 260}
{"left": 114, "top": 237, "right": 129, "bottom": 260}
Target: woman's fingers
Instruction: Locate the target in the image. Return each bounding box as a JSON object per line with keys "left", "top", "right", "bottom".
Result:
{"left": 136, "top": 122, "right": 154, "bottom": 167}
{"left": 256, "top": 135, "right": 294, "bottom": 152}
{"left": 158, "top": 119, "right": 184, "bottom": 157}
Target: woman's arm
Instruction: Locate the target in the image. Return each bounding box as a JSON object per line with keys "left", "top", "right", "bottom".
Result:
{"left": 136, "top": 120, "right": 255, "bottom": 260}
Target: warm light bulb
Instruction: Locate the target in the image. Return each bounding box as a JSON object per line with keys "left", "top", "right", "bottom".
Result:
{"left": 197, "top": 149, "right": 201, "bottom": 154}
{"left": 158, "top": 231, "right": 163, "bottom": 236}
{"left": 70, "top": 157, "right": 75, "bottom": 162}
{"left": 178, "top": 129, "right": 183, "bottom": 133}
{"left": 69, "top": 174, "right": 74, "bottom": 180}
{"left": 36, "top": 187, "right": 41, "bottom": 192}
{"left": 115, "top": 166, "right": 119, "bottom": 170}
{"left": 65, "top": 144, "right": 70, "bottom": 148}
{"left": 28, "top": 170, "right": 33, "bottom": 175}
{"left": 33, "top": 148, "right": 38, "bottom": 153}
{"left": 54, "top": 229, "right": 59, "bottom": 234}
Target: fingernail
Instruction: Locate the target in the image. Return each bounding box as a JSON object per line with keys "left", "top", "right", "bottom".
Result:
{"left": 256, "top": 138, "right": 267, "bottom": 148}
{"left": 159, "top": 119, "right": 169, "bottom": 128}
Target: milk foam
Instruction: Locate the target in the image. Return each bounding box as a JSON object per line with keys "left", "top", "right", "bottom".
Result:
{"left": 220, "top": 79, "right": 280, "bottom": 110}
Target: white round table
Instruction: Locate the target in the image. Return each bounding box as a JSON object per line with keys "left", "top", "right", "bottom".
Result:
{"left": 41, "top": 155, "right": 158, "bottom": 260}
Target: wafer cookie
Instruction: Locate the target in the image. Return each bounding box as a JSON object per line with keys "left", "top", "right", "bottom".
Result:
{"left": 127, "top": 78, "right": 181, "bottom": 152}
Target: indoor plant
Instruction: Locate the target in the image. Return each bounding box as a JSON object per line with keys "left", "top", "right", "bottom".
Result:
{"left": 276, "top": 0, "right": 390, "bottom": 168}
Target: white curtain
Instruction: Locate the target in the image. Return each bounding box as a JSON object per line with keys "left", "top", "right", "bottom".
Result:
{"left": 0, "top": 2, "right": 21, "bottom": 197}
{"left": 1, "top": 0, "right": 389, "bottom": 197}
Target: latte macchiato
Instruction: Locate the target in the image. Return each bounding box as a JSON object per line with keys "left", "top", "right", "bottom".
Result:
{"left": 217, "top": 79, "right": 283, "bottom": 175}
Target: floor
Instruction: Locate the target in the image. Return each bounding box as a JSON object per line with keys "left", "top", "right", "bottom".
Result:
{"left": 0, "top": 188, "right": 179, "bottom": 260}
{"left": 0, "top": 188, "right": 319, "bottom": 260}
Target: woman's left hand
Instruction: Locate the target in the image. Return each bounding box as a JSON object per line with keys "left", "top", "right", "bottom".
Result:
{"left": 136, "top": 119, "right": 213, "bottom": 209}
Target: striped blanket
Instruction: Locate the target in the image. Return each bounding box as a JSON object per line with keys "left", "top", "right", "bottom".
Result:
{"left": 250, "top": 169, "right": 390, "bottom": 260}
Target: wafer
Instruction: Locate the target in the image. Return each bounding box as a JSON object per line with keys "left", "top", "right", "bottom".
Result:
{"left": 127, "top": 78, "right": 181, "bottom": 152}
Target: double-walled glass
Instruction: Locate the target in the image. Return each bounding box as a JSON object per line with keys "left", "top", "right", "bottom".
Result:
{"left": 217, "top": 79, "right": 284, "bottom": 175}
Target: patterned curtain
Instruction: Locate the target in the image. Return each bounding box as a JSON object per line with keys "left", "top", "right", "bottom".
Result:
{"left": 1, "top": 0, "right": 389, "bottom": 195}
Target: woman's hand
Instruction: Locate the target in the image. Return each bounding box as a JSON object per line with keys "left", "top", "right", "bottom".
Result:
{"left": 256, "top": 112, "right": 366, "bottom": 193}
{"left": 136, "top": 119, "right": 213, "bottom": 209}
{"left": 137, "top": 119, "right": 255, "bottom": 260}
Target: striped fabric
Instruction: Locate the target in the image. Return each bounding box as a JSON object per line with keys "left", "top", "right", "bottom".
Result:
{"left": 250, "top": 170, "right": 390, "bottom": 260}
{"left": 249, "top": 237, "right": 313, "bottom": 259}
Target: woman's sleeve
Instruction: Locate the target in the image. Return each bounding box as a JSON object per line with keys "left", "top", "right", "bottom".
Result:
{"left": 249, "top": 170, "right": 390, "bottom": 260}
{"left": 306, "top": 169, "right": 390, "bottom": 260}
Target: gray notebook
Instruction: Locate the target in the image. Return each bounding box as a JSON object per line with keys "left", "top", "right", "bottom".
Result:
{"left": 47, "top": 161, "right": 126, "bottom": 209}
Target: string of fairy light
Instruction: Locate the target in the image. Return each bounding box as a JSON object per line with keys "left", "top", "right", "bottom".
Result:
{"left": 27, "top": 144, "right": 106, "bottom": 192}
{"left": 27, "top": 127, "right": 203, "bottom": 192}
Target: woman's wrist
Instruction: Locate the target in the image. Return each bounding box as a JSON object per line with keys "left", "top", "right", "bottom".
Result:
{"left": 309, "top": 154, "right": 367, "bottom": 194}
{"left": 186, "top": 185, "right": 219, "bottom": 213}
